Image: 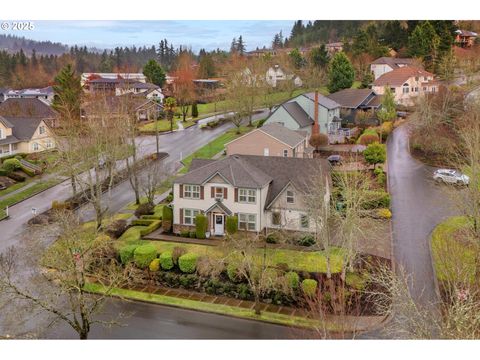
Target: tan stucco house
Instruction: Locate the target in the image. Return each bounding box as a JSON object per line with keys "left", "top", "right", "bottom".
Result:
{"left": 225, "top": 123, "right": 311, "bottom": 158}
{"left": 172, "top": 155, "right": 329, "bottom": 236}
{"left": 0, "top": 115, "right": 55, "bottom": 157}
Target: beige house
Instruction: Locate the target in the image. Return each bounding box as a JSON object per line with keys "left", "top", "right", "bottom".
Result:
{"left": 0, "top": 116, "right": 55, "bottom": 157}
{"left": 172, "top": 155, "right": 329, "bottom": 236}
{"left": 370, "top": 57, "right": 416, "bottom": 80}
{"left": 225, "top": 123, "right": 310, "bottom": 158}
{"left": 371, "top": 67, "right": 437, "bottom": 106}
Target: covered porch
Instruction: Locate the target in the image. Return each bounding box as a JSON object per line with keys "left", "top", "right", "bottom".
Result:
{"left": 205, "top": 200, "right": 233, "bottom": 237}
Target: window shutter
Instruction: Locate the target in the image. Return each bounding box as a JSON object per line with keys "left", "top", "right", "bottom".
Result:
{"left": 234, "top": 188, "right": 238, "bottom": 202}
{"left": 211, "top": 187, "right": 215, "bottom": 198}
{"left": 223, "top": 188, "right": 228, "bottom": 200}
{"left": 200, "top": 186, "right": 204, "bottom": 199}
{"left": 180, "top": 209, "right": 184, "bottom": 224}
{"left": 179, "top": 184, "right": 183, "bottom": 198}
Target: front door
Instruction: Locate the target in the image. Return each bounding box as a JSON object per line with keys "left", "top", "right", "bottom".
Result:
{"left": 214, "top": 214, "right": 224, "bottom": 235}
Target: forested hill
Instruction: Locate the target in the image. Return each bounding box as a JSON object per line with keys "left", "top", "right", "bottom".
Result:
{"left": 0, "top": 34, "right": 68, "bottom": 55}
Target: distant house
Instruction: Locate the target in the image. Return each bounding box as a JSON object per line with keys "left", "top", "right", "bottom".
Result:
{"left": 370, "top": 57, "right": 416, "bottom": 80}
{"left": 225, "top": 123, "right": 311, "bottom": 158}
{"left": 265, "top": 65, "right": 303, "bottom": 88}
{"left": 0, "top": 98, "right": 58, "bottom": 128}
{"left": 0, "top": 86, "right": 54, "bottom": 105}
{"left": 116, "top": 82, "right": 164, "bottom": 102}
{"left": 0, "top": 115, "right": 55, "bottom": 157}
{"left": 172, "top": 154, "right": 330, "bottom": 236}
{"left": 245, "top": 48, "right": 277, "bottom": 58}
{"left": 326, "top": 88, "right": 382, "bottom": 123}
{"left": 325, "top": 42, "right": 343, "bottom": 54}
{"left": 81, "top": 73, "right": 147, "bottom": 87}
{"left": 455, "top": 29, "right": 478, "bottom": 48}
{"left": 371, "top": 67, "right": 437, "bottom": 106}
{"left": 264, "top": 92, "right": 341, "bottom": 139}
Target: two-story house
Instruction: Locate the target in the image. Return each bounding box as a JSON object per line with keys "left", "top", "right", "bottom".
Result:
{"left": 370, "top": 57, "right": 416, "bottom": 80}
{"left": 225, "top": 123, "right": 311, "bottom": 158}
{"left": 265, "top": 65, "right": 303, "bottom": 88}
{"left": 172, "top": 155, "right": 329, "bottom": 236}
{"left": 264, "top": 91, "right": 342, "bottom": 139}
{"left": 371, "top": 67, "right": 437, "bottom": 106}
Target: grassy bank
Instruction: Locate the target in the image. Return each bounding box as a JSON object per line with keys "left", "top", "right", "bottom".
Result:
{"left": 139, "top": 119, "right": 196, "bottom": 133}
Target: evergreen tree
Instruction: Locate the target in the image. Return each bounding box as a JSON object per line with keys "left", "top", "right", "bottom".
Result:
{"left": 408, "top": 21, "right": 440, "bottom": 60}
{"left": 230, "top": 38, "right": 237, "bottom": 54}
{"left": 52, "top": 64, "right": 82, "bottom": 120}
{"left": 236, "top": 36, "right": 246, "bottom": 55}
{"left": 381, "top": 20, "right": 408, "bottom": 51}
{"left": 198, "top": 54, "right": 215, "bottom": 78}
{"left": 99, "top": 50, "right": 113, "bottom": 72}
{"left": 327, "top": 52, "right": 355, "bottom": 93}
{"left": 310, "top": 45, "right": 329, "bottom": 68}
{"left": 289, "top": 48, "right": 305, "bottom": 69}
{"left": 143, "top": 59, "right": 166, "bottom": 87}
{"left": 191, "top": 102, "right": 198, "bottom": 118}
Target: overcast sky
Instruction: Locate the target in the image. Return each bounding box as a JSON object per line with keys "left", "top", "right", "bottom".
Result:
{"left": 6, "top": 20, "right": 294, "bottom": 52}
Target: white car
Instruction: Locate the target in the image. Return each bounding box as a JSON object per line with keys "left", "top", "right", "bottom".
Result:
{"left": 433, "top": 169, "right": 469, "bottom": 185}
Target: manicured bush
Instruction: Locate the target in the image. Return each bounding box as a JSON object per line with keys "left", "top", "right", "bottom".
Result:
{"left": 357, "top": 133, "right": 379, "bottom": 146}
{"left": 133, "top": 244, "right": 158, "bottom": 269}
{"left": 297, "top": 234, "right": 315, "bottom": 247}
{"left": 377, "top": 208, "right": 392, "bottom": 219}
{"left": 149, "top": 258, "right": 161, "bottom": 272}
{"left": 162, "top": 206, "right": 173, "bottom": 232}
{"left": 119, "top": 244, "right": 138, "bottom": 265}
{"left": 364, "top": 142, "right": 386, "bottom": 168}
{"left": 139, "top": 220, "right": 161, "bottom": 236}
{"left": 134, "top": 203, "right": 154, "bottom": 218}
{"left": 374, "top": 167, "right": 386, "bottom": 186}
{"left": 363, "top": 190, "right": 391, "bottom": 209}
{"left": 227, "top": 263, "right": 240, "bottom": 283}
{"left": 141, "top": 214, "right": 162, "bottom": 220}
{"left": 191, "top": 102, "right": 199, "bottom": 118}
{"left": 20, "top": 165, "right": 36, "bottom": 177}
{"left": 159, "top": 251, "right": 174, "bottom": 270}
{"left": 195, "top": 214, "right": 207, "bottom": 239}
{"left": 178, "top": 253, "right": 199, "bottom": 273}
{"left": 301, "top": 279, "right": 318, "bottom": 297}
{"left": 2, "top": 158, "right": 21, "bottom": 172}
{"left": 172, "top": 246, "right": 187, "bottom": 265}
{"left": 165, "top": 194, "right": 173, "bottom": 203}
{"left": 105, "top": 219, "right": 128, "bottom": 238}
{"left": 285, "top": 271, "right": 300, "bottom": 290}
{"left": 7, "top": 172, "right": 26, "bottom": 182}
{"left": 226, "top": 216, "right": 238, "bottom": 234}
{"left": 0, "top": 168, "right": 9, "bottom": 176}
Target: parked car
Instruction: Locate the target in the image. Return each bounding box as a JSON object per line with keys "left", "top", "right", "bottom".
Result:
{"left": 433, "top": 169, "right": 469, "bottom": 185}
{"left": 327, "top": 154, "right": 342, "bottom": 166}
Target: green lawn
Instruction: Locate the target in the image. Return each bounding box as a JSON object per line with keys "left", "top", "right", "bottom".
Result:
{"left": 431, "top": 216, "right": 477, "bottom": 285}
{"left": 179, "top": 126, "right": 255, "bottom": 174}
{"left": 139, "top": 119, "right": 196, "bottom": 133}
{"left": 0, "top": 179, "right": 35, "bottom": 198}
{"left": 84, "top": 282, "right": 334, "bottom": 329}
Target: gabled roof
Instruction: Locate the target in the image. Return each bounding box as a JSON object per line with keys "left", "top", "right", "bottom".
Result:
{"left": 1, "top": 116, "right": 45, "bottom": 141}
{"left": 456, "top": 29, "right": 478, "bottom": 37}
{"left": 373, "top": 67, "right": 434, "bottom": 87}
{"left": 0, "top": 98, "right": 57, "bottom": 118}
{"left": 176, "top": 155, "right": 330, "bottom": 210}
{"left": 205, "top": 201, "right": 233, "bottom": 216}
{"left": 370, "top": 57, "right": 415, "bottom": 68}
{"left": 327, "top": 88, "right": 379, "bottom": 109}
{"left": 281, "top": 101, "right": 314, "bottom": 128}
{"left": 303, "top": 92, "right": 341, "bottom": 110}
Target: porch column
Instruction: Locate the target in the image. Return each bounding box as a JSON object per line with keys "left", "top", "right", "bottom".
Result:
{"left": 8, "top": 143, "right": 12, "bottom": 154}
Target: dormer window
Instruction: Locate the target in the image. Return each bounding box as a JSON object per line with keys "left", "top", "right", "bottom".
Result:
{"left": 39, "top": 125, "right": 46, "bottom": 135}
{"left": 286, "top": 190, "right": 295, "bottom": 204}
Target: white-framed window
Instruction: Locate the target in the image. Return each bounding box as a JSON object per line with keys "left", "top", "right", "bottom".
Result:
{"left": 184, "top": 209, "right": 200, "bottom": 225}
{"left": 239, "top": 213, "right": 256, "bottom": 231}
{"left": 402, "top": 84, "right": 409, "bottom": 94}
{"left": 272, "top": 212, "right": 281, "bottom": 226}
{"left": 32, "top": 142, "right": 39, "bottom": 151}
{"left": 184, "top": 184, "right": 200, "bottom": 199}
{"left": 300, "top": 214, "right": 309, "bottom": 228}
{"left": 239, "top": 188, "right": 256, "bottom": 203}
{"left": 46, "top": 140, "right": 53, "bottom": 149}
{"left": 263, "top": 148, "right": 269, "bottom": 156}
{"left": 39, "top": 125, "right": 46, "bottom": 135}
{"left": 283, "top": 149, "right": 289, "bottom": 157}
{"left": 286, "top": 190, "right": 295, "bottom": 204}
{"left": 214, "top": 187, "right": 224, "bottom": 200}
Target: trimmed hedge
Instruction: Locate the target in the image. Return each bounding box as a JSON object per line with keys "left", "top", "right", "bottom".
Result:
{"left": 141, "top": 214, "right": 162, "bottom": 220}
{"left": 363, "top": 190, "right": 391, "bottom": 209}
{"left": 195, "top": 214, "right": 207, "bottom": 239}
{"left": 162, "top": 206, "right": 173, "bottom": 232}
{"left": 139, "top": 220, "right": 161, "bottom": 236}
{"left": 2, "top": 158, "right": 21, "bottom": 172}
{"left": 226, "top": 216, "right": 238, "bottom": 234}
{"left": 285, "top": 271, "right": 300, "bottom": 290}
{"left": 133, "top": 245, "right": 158, "bottom": 269}
{"left": 149, "top": 258, "right": 161, "bottom": 272}
{"left": 301, "top": 279, "right": 318, "bottom": 297}
{"left": 20, "top": 165, "right": 36, "bottom": 177}
{"left": 119, "top": 244, "right": 138, "bottom": 265}
{"left": 159, "top": 251, "right": 174, "bottom": 270}
{"left": 7, "top": 172, "right": 26, "bottom": 182}
{"left": 178, "top": 253, "right": 199, "bottom": 273}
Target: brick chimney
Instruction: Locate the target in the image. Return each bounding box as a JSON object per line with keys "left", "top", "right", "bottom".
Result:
{"left": 313, "top": 90, "right": 320, "bottom": 135}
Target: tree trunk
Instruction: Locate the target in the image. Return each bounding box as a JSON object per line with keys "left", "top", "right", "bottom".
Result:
{"left": 70, "top": 175, "right": 77, "bottom": 196}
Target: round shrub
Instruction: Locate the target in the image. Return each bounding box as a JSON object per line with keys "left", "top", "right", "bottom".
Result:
{"left": 133, "top": 244, "right": 158, "bottom": 269}
{"left": 377, "top": 208, "right": 392, "bottom": 219}
{"left": 159, "top": 251, "right": 174, "bottom": 270}
{"left": 149, "top": 258, "right": 160, "bottom": 272}
{"left": 301, "top": 279, "right": 318, "bottom": 297}
{"left": 357, "top": 133, "right": 379, "bottom": 146}
{"left": 285, "top": 271, "right": 300, "bottom": 290}
{"left": 178, "top": 253, "right": 199, "bottom": 273}
{"left": 2, "top": 158, "right": 21, "bottom": 172}
{"left": 119, "top": 244, "right": 138, "bottom": 265}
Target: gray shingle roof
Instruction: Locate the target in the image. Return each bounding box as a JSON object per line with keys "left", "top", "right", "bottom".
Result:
{"left": 259, "top": 123, "right": 306, "bottom": 148}
{"left": 0, "top": 98, "right": 57, "bottom": 118}
{"left": 327, "top": 88, "right": 378, "bottom": 109}
{"left": 370, "top": 57, "right": 415, "bottom": 68}
{"left": 176, "top": 155, "right": 329, "bottom": 209}
{"left": 303, "top": 92, "right": 341, "bottom": 110}
{"left": 281, "top": 101, "right": 314, "bottom": 128}
{"left": 2, "top": 117, "right": 44, "bottom": 140}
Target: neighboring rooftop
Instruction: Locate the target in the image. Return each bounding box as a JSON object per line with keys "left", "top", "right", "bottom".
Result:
{"left": 258, "top": 123, "right": 307, "bottom": 148}
{"left": 281, "top": 101, "right": 314, "bottom": 128}
{"left": 327, "top": 88, "right": 382, "bottom": 109}
{"left": 303, "top": 92, "right": 341, "bottom": 110}
{"left": 373, "top": 67, "right": 434, "bottom": 87}
{"left": 175, "top": 154, "right": 329, "bottom": 208}
{"left": 456, "top": 29, "right": 478, "bottom": 37}
{"left": 0, "top": 115, "right": 45, "bottom": 142}
{"left": 370, "top": 57, "right": 416, "bottom": 69}
{"left": 0, "top": 98, "right": 57, "bottom": 118}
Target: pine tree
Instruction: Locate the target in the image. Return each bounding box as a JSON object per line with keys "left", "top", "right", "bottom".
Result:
{"left": 327, "top": 52, "right": 355, "bottom": 93}
{"left": 230, "top": 38, "right": 237, "bottom": 54}
{"left": 52, "top": 64, "right": 82, "bottom": 120}
{"left": 143, "top": 59, "right": 166, "bottom": 87}
{"left": 236, "top": 36, "right": 246, "bottom": 55}
{"left": 310, "top": 45, "right": 329, "bottom": 68}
